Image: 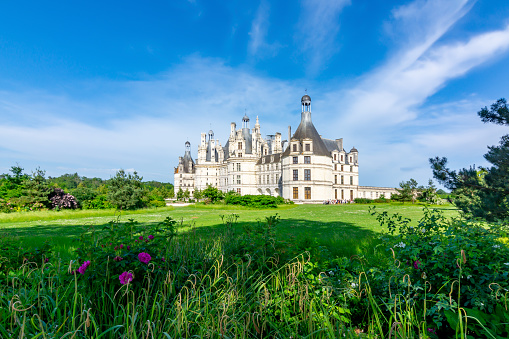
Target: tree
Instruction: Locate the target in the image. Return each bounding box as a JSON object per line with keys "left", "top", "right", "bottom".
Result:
{"left": 176, "top": 188, "right": 184, "bottom": 201}
{"left": 193, "top": 189, "right": 203, "bottom": 201}
{"left": 107, "top": 169, "right": 147, "bottom": 210}
{"left": 23, "top": 168, "right": 52, "bottom": 209}
{"left": 202, "top": 185, "right": 224, "bottom": 203}
{"left": 392, "top": 178, "right": 419, "bottom": 203}
{"left": 430, "top": 98, "right": 509, "bottom": 220}
{"left": 418, "top": 179, "right": 445, "bottom": 205}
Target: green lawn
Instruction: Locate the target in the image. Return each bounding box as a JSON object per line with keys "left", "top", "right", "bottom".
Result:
{"left": 0, "top": 203, "right": 459, "bottom": 259}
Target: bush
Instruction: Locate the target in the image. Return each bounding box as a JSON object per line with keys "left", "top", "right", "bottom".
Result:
{"left": 225, "top": 194, "right": 286, "bottom": 208}
{"left": 48, "top": 188, "right": 79, "bottom": 210}
{"left": 368, "top": 206, "right": 509, "bottom": 334}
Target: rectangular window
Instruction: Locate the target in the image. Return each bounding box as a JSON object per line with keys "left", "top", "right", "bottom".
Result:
{"left": 293, "top": 169, "right": 298, "bottom": 181}
{"left": 350, "top": 190, "right": 354, "bottom": 201}
{"left": 304, "top": 156, "right": 310, "bottom": 164}
{"left": 258, "top": 176, "right": 261, "bottom": 184}
{"left": 292, "top": 144, "right": 297, "bottom": 152}
{"left": 334, "top": 164, "right": 337, "bottom": 171}
{"left": 293, "top": 156, "right": 298, "bottom": 164}
{"left": 237, "top": 163, "right": 241, "bottom": 171}
{"left": 341, "top": 165, "right": 344, "bottom": 171}
{"left": 238, "top": 142, "right": 242, "bottom": 150}
{"left": 334, "top": 175, "right": 337, "bottom": 184}
{"left": 350, "top": 156, "right": 352, "bottom": 163}
{"left": 267, "top": 175, "right": 269, "bottom": 184}
{"left": 276, "top": 163, "right": 279, "bottom": 170}
{"left": 237, "top": 175, "right": 241, "bottom": 185}
{"left": 350, "top": 166, "right": 353, "bottom": 172}
{"left": 305, "top": 144, "right": 310, "bottom": 151}
{"left": 293, "top": 187, "right": 298, "bottom": 199}
{"left": 341, "top": 189, "right": 344, "bottom": 200}
{"left": 341, "top": 155, "right": 344, "bottom": 162}
{"left": 238, "top": 153, "right": 242, "bottom": 157}
{"left": 304, "top": 169, "right": 311, "bottom": 181}
{"left": 350, "top": 176, "right": 353, "bottom": 185}
{"left": 341, "top": 175, "right": 344, "bottom": 184}
{"left": 305, "top": 187, "right": 311, "bottom": 199}
{"left": 335, "top": 189, "right": 337, "bottom": 199}
{"left": 237, "top": 188, "right": 241, "bottom": 195}
{"left": 334, "top": 154, "right": 337, "bottom": 161}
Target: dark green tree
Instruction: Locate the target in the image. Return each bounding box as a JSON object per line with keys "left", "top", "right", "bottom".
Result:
{"left": 430, "top": 98, "right": 509, "bottom": 220}
{"left": 22, "top": 168, "right": 52, "bottom": 209}
{"left": 107, "top": 169, "right": 147, "bottom": 210}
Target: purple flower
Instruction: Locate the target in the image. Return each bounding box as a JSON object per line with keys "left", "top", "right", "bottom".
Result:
{"left": 78, "top": 260, "right": 91, "bottom": 274}
{"left": 120, "top": 244, "right": 124, "bottom": 249}
{"left": 44, "top": 258, "right": 49, "bottom": 263}
{"left": 413, "top": 260, "right": 421, "bottom": 269}
{"left": 127, "top": 245, "right": 130, "bottom": 250}
{"left": 119, "top": 271, "right": 133, "bottom": 285}
{"left": 138, "top": 252, "right": 151, "bottom": 264}
{"left": 161, "top": 257, "right": 165, "bottom": 262}
{"left": 148, "top": 235, "right": 154, "bottom": 240}
{"left": 139, "top": 236, "right": 143, "bottom": 240}
{"left": 427, "top": 328, "right": 436, "bottom": 334}
{"left": 114, "top": 256, "right": 123, "bottom": 262}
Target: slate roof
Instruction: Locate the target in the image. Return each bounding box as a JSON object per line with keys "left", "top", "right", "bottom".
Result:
{"left": 282, "top": 111, "right": 331, "bottom": 157}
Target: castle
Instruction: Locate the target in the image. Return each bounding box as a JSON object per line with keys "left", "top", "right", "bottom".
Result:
{"left": 174, "top": 95, "right": 396, "bottom": 203}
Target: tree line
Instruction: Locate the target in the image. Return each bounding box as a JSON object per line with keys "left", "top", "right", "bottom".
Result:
{"left": 0, "top": 167, "right": 174, "bottom": 212}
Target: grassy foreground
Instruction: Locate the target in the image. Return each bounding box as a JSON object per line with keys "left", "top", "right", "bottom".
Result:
{"left": 0, "top": 203, "right": 458, "bottom": 259}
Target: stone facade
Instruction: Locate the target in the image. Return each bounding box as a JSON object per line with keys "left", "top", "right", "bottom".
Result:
{"left": 174, "top": 95, "right": 396, "bottom": 202}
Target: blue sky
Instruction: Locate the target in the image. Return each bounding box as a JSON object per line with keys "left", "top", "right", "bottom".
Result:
{"left": 1, "top": 0, "right": 509, "bottom": 188}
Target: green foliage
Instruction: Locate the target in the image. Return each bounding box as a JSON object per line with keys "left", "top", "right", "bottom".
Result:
{"left": 431, "top": 98, "right": 509, "bottom": 221}
{"left": 107, "top": 169, "right": 147, "bottom": 210}
{"left": 202, "top": 184, "right": 224, "bottom": 203}
{"left": 225, "top": 194, "right": 287, "bottom": 208}
{"left": 370, "top": 206, "right": 509, "bottom": 333}
{"left": 354, "top": 198, "right": 392, "bottom": 204}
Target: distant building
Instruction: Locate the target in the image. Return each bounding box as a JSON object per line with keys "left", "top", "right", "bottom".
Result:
{"left": 174, "top": 95, "right": 396, "bottom": 202}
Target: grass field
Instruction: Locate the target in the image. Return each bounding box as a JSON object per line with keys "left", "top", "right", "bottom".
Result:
{"left": 0, "top": 202, "right": 459, "bottom": 260}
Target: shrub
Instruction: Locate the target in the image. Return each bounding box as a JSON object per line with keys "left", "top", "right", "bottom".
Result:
{"left": 48, "top": 188, "right": 79, "bottom": 210}
{"left": 107, "top": 169, "right": 147, "bottom": 210}
{"left": 225, "top": 194, "right": 286, "bottom": 208}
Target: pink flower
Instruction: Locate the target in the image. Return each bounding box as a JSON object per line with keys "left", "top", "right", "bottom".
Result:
{"left": 78, "top": 260, "right": 91, "bottom": 274}
{"left": 44, "top": 258, "right": 49, "bottom": 263}
{"left": 127, "top": 246, "right": 130, "bottom": 250}
{"left": 138, "top": 252, "right": 151, "bottom": 264}
{"left": 114, "top": 246, "right": 118, "bottom": 250}
{"left": 413, "top": 260, "right": 421, "bottom": 269}
{"left": 148, "top": 235, "right": 154, "bottom": 240}
{"left": 161, "top": 257, "right": 165, "bottom": 262}
{"left": 120, "top": 244, "right": 123, "bottom": 249}
{"left": 139, "top": 236, "right": 143, "bottom": 240}
{"left": 119, "top": 271, "right": 133, "bottom": 285}
{"left": 114, "top": 256, "right": 123, "bottom": 262}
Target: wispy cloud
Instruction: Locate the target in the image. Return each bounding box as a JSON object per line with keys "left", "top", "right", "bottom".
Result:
{"left": 296, "top": 0, "right": 351, "bottom": 74}
{"left": 248, "top": 1, "right": 280, "bottom": 58}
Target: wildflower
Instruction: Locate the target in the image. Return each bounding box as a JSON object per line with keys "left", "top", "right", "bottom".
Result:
{"left": 148, "top": 235, "right": 154, "bottom": 240}
{"left": 394, "top": 242, "right": 406, "bottom": 248}
{"left": 161, "top": 257, "right": 165, "bottom": 262}
{"left": 44, "top": 258, "right": 49, "bottom": 263}
{"left": 113, "top": 256, "right": 123, "bottom": 262}
{"left": 493, "top": 245, "right": 501, "bottom": 249}
{"left": 78, "top": 261, "right": 91, "bottom": 274}
{"left": 504, "top": 263, "right": 509, "bottom": 266}
{"left": 139, "top": 236, "right": 143, "bottom": 240}
{"left": 138, "top": 252, "right": 151, "bottom": 264}
{"left": 114, "top": 246, "right": 118, "bottom": 250}
{"left": 427, "top": 328, "right": 436, "bottom": 334}
{"left": 329, "top": 271, "right": 334, "bottom": 276}
{"left": 120, "top": 244, "right": 123, "bottom": 249}
{"left": 119, "top": 271, "right": 133, "bottom": 285}
{"left": 127, "top": 246, "right": 130, "bottom": 250}
{"left": 413, "top": 260, "right": 421, "bottom": 269}
{"left": 351, "top": 282, "right": 358, "bottom": 288}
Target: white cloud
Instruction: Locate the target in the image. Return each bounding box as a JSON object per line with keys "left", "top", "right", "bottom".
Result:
{"left": 296, "top": 0, "right": 351, "bottom": 74}
{"left": 248, "top": 1, "right": 280, "bottom": 58}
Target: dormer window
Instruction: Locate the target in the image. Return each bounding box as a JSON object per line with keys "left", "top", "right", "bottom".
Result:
{"left": 292, "top": 144, "right": 297, "bottom": 152}
{"left": 305, "top": 144, "right": 310, "bottom": 152}
{"left": 238, "top": 142, "right": 242, "bottom": 150}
